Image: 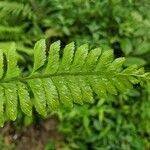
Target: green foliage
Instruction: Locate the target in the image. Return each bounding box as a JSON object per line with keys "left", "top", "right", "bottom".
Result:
{"left": 57, "top": 95, "right": 149, "bottom": 150}
{"left": 0, "top": 1, "right": 34, "bottom": 19}
{"left": 0, "top": 39, "right": 149, "bottom": 127}
{"left": 0, "top": 0, "right": 150, "bottom": 149}
{"left": 0, "top": 0, "right": 149, "bottom": 65}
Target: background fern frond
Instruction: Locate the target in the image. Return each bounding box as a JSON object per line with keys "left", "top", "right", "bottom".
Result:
{"left": 0, "top": 39, "right": 149, "bottom": 127}
{"left": 0, "top": 1, "right": 34, "bottom": 19}
{"left": 0, "top": 25, "right": 24, "bottom": 40}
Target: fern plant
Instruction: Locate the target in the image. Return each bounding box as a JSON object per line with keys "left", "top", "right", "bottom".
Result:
{"left": 0, "top": 1, "right": 34, "bottom": 19}
{"left": 0, "top": 39, "right": 149, "bottom": 127}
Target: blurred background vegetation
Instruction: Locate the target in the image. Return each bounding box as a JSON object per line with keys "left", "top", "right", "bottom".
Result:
{"left": 0, "top": 0, "right": 150, "bottom": 149}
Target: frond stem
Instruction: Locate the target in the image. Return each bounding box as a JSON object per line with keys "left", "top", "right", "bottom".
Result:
{"left": 0, "top": 71, "right": 148, "bottom": 84}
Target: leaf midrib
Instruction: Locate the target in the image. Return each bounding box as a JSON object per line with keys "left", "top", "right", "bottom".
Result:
{"left": 0, "top": 71, "right": 147, "bottom": 84}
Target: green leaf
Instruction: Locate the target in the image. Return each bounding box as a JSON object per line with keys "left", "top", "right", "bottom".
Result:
{"left": 66, "top": 76, "right": 83, "bottom": 104}
{"left": 5, "top": 42, "right": 19, "bottom": 78}
{"left": 121, "top": 38, "right": 132, "bottom": 55}
{"left": 89, "top": 76, "right": 107, "bottom": 98}
{"left": 0, "top": 39, "right": 149, "bottom": 124}
{"left": 108, "top": 57, "right": 125, "bottom": 71}
{"left": 122, "top": 65, "right": 138, "bottom": 74}
{"left": 4, "top": 83, "right": 18, "bottom": 121}
{"left": 104, "top": 79, "right": 117, "bottom": 95}
{"left": 83, "top": 48, "right": 101, "bottom": 71}
{"left": 135, "top": 43, "right": 150, "bottom": 55}
{"left": 95, "top": 50, "right": 113, "bottom": 71}
{"left": 52, "top": 77, "right": 73, "bottom": 107}
{"left": 17, "top": 82, "right": 32, "bottom": 116}
{"left": 124, "top": 57, "right": 146, "bottom": 66}
{"left": 71, "top": 44, "right": 88, "bottom": 72}
{"left": 58, "top": 42, "right": 74, "bottom": 72}
{"left": 28, "top": 79, "right": 47, "bottom": 116}
{"left": 32, "top": 39, "right": 46, "bottom": 72}
{"left": 111, "top": 77, "right": 127, "bottom": 93}
{"left": 45, "top": 40, "right": 60, "bottom": 74}
{"left": 0, "top": 50, "right": 3, "bottom": 79}
{"left": 0, "top": 86, "right": 5, "bottom": 127}
{"left": 78, "top": 77, "right": 94, "bottom": 103}
{"left": 42, "top": 78, "right": 60, "bottom": 111}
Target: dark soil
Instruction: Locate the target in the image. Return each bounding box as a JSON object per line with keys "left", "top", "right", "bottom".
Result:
{"left": 0, "top": 117, "right": 64, "bottom": 150}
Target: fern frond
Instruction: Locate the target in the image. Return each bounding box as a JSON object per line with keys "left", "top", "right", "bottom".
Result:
{"left": 0, "top": 25, "right": 23, "bottom": 40}
{"left": 0, "top": 39, "right": 149, "bottom": 127}
{"left": 0, "top": 41, "right": 33, "bottom": 56}
{"left": 0, "top": 1, "right": 34, "bottom": 19}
